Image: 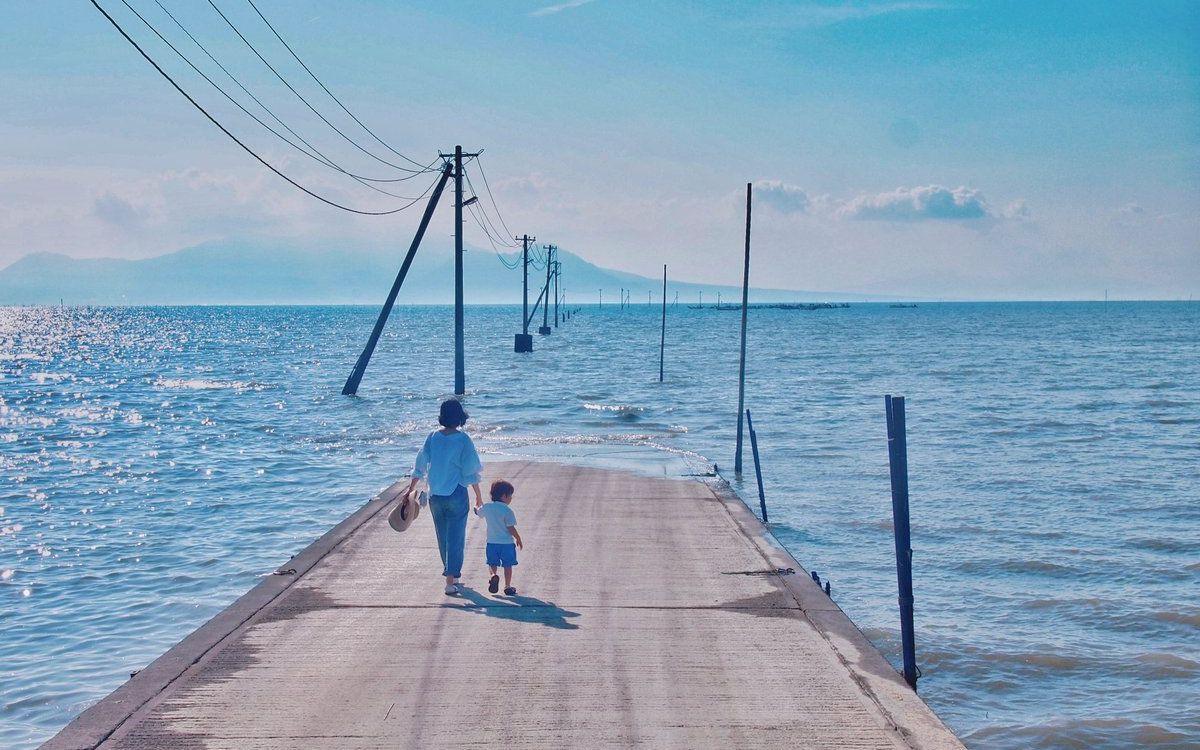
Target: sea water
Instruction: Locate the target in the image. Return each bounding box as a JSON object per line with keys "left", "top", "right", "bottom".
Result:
{"left": 1, "top": 302, "right": 1197, "bottom": 749}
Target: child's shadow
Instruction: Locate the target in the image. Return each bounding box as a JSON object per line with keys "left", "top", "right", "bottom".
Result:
{"left": 451, "top": 587, "right": 581, "bottom": 630}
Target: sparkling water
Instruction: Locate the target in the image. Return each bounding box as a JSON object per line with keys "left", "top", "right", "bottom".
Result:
{"left": 1, "top": 302, "right": 1197, "bottom": 749}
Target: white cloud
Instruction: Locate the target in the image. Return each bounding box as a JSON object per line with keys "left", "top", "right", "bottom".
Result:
{"left": 1002, "top": 199, "right": 1030, "bottom": 219}
{"left": 839, "top": 185, "right": 989, "bottom": 221}
{"left": 753, "top": 180, "right": 811, "bottom": 214}
{"left": 531, "top": 0, "right": 597, "bottom": 17}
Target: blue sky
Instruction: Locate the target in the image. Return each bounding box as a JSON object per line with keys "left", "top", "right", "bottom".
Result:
{"left": 1, "top": 0, "right": 1196, "bottom": 298}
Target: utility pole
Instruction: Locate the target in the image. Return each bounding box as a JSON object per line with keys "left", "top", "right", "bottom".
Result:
{"left": 539, "top": 244, "right": 555, "bottom": 335}
{"left": 438, "top": 145, "right": 480, "bottom": 395}
{"left": 599, "top": 289, "right": 603, "bottom": 309}
{"left": 553, "top": 254, "right": 560, "bottom": 328}
{"left": 515, "top": 233, "right": 535, "bottom": 353}
{"left": 735, "top": 182, "right": 752, "bottom": 474}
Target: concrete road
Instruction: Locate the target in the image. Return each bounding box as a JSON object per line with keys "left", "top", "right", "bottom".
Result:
{"left": 45, "top": 461, "right": 964, "bottom": 750}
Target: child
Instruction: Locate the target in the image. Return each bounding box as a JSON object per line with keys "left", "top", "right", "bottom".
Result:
{"left": 477, "top": 479, "right": 523, "bottom": 595}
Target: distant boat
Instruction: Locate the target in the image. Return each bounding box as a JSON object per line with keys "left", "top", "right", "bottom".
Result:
{"left": 889, "top": 303, "right": 918, "bottom": 308}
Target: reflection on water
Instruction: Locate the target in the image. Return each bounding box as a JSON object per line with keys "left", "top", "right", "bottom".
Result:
{"left": 1, "top": 302, "right": 1198, "bottom": 749}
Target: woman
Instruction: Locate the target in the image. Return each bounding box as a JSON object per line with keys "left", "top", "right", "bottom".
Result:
{"left": 408, "top": 399, "right": 483, "bottom": 595}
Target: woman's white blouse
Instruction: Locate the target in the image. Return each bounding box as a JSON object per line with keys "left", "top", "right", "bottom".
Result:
{"left": 412, "top": 430, "right": 483, "bottom": 496}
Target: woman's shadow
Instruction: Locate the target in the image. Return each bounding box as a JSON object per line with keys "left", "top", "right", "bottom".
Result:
{"left": 449, "top": 587, "right": 581, "bottom": 630}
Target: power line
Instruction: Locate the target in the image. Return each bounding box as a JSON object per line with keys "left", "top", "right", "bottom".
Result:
{"left": 90, "top": 0, "right": 440, "bottom": 215}
{"left": 464, "top": 171, "right": 519, "bottom": 248}
{"left": 243, "top": 0, "right": 432, "bottom": 171}
{"left": 205, "top": 0, "right": 426, "bottom": 174}
{"left": 466, "top": 202, "right": 521, "bottom": 270}
{"left": 152, "top": 0, "right": 436, "bottom": 184}
{"left": 122, "top": 0, "right": 429, "bottom": 202}
{"left": 472, "top": 154, "right": 514, "bottom": 239}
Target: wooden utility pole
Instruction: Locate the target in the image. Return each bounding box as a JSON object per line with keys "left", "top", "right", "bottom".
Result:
{"left": 735, "top": 182, "right": 752, "bottom": 474}
{"left": 553, "top": 254, "right": 560, "bottom": 328}
{"left": 515, "top": 233, "right": 535, "bottom": 353}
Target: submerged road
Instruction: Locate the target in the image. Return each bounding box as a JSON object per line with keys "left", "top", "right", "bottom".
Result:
{"left": 44, "top": 461, "right": 963, "bottom": 749}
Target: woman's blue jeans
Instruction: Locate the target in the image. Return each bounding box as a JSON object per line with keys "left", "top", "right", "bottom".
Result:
{"left": 429, "top": 485, "right": 469, "bottom": 578}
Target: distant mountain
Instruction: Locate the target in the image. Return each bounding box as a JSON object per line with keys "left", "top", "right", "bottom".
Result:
{"left": 0, "top": 241, "right": 872, "bottom": 305}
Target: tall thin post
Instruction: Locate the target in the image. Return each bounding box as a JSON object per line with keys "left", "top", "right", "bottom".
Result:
{"left": 514, "top": 233, "right": 534, "bottom": 353}
{"left": 553, "top": 255, "right": 560, "bottom": 328}
{"left": 734, "top": 182, "right": 752, "bottom": 474}
{"left": 522, "top": 235, "right": 530, "bottom": 334}
{"left": 746, "top": 409, "right": 768, "bottom": 523}
{"left": 885, "top": 395, "right": 918, "bottom": 690}
{"left": 659, "top": 264, "right": 667, "bottom": 382}
{"left": 453, "top": 145, "right": 465, "bottom": 395}
{"left": 540, "top": 245, "right": 553, "bottom": 334}
{"left": 599, "top": 289, "right": 603, "bottom": 309}
{"left": 342, "top": 162, "right": 453, "bottom": 395}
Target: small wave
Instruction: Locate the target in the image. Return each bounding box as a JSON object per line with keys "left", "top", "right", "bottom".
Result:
{"left": 1133, "top": 652, "right": 1200, "bottom": 677}
{"left": 1143, "top": 399, "right": 1192, "bottom": 408}
{"left": 29, "top": 372, "right": 72, "bottom": 384}
{"left": 1151, "top": 610, "right": 1200, "bottom": 629}
{"left": 583, "top": 403, "right": 644, "bottom": 413}
{"left": 1020, "top": 597, "right": 1107, "bottom": 610}
{"left": 960, "top": 559, "right": 1077, "bottom": 576}
{"left": 1131, "top": 537, "right": 1195, "bottom": 553}
{"left": 153, "top": 377, "right": 267, "bottom": 391}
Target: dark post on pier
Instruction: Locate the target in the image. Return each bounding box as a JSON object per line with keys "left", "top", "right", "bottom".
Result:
{"left": 515, "top": 234, "right": 535, "bottom": 353}
{"left": 659, "top": 264, "right": 667, "bottom": 382}
{"left": 885, "top": 395, "right": 919, "bottom": 690}
{"left": 341, "top": 161, "right": 454, "bottom": 396}
{"left": 734, "top": 182, "right": 752, "bottom": 474}
{"left": 745, "top": 409, "right": 768, "bottom": 523}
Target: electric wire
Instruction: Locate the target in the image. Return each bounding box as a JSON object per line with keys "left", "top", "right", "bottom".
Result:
{"left": 466, "top": 201, "right": 521, "bottom": 270}
{"left": 465, "top": 200, "right": 522, "bottom": 268}
{"left": 123, "top": 0, "right": 427, "bottom": 201}
{"left": 472, "top": 155, "right": 515, "bottom": 239}
{"left": 242, "top": 0, "right": 432, "bottom": 171}
{"left": 206, "top": 0, "right": 427, "bottom": 174}
{"left": 154, "top": 0, "right": 437, "bottom": 183}
{"left": 463, "top": 170, "right": 519, "bottom": 248}
{"left": 90, "top": 0, "right": 440, "bottom": 215}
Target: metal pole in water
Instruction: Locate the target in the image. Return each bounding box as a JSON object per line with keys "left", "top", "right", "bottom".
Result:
{"left": 659, "top": 264, "right": 667, "bottom": 382}
{"left": 342, "top": 162, "right": 453, "bottom": 395}
{"left": 734, "top": 182, "right": 752, "bottom": 474}
{"left": 885, "top": 395, "right": 918, "bottom": 690}
{"left": 553, "top": 255, "right": 560, "bottom": 328}
{"left": 746, "top": 409, "right": 768, "bottom": 522}
{"left": 453, "top": 145, "right": 465, "bottom": 395}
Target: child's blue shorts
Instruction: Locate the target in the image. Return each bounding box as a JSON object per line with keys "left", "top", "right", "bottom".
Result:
{"left": 486, "top": 542, "right": 518, "bottom": 567}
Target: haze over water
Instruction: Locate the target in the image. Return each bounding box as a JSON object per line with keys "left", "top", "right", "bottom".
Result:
{"left": 1, "top": 301, "right": 1198, "bottom": 749}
